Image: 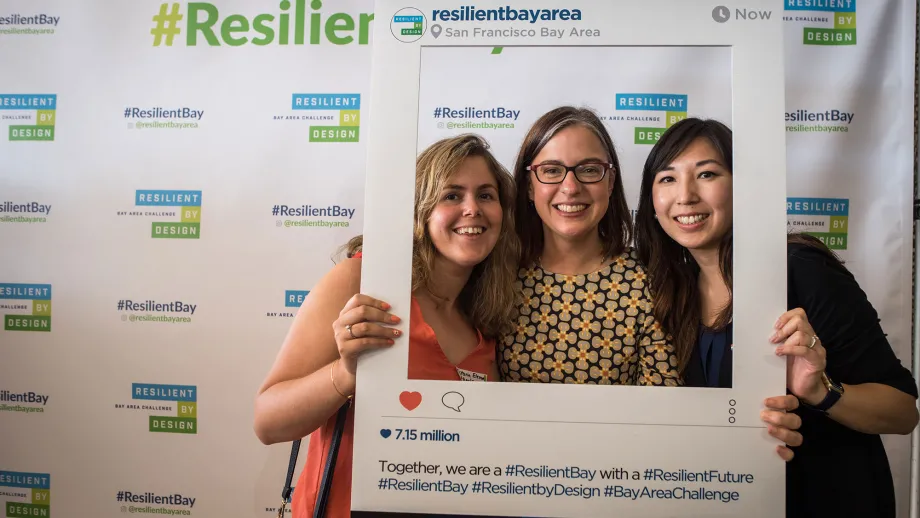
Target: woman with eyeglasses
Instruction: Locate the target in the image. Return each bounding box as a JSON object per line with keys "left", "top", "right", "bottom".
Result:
{"left": 497, "top": 106, "right": 803, "bottom": 457}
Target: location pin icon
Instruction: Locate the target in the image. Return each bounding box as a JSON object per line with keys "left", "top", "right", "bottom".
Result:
{"left": 431, "top": 24, "right": 442, "bottom": 38}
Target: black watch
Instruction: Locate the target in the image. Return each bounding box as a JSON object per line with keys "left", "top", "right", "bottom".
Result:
{"left": 809, "top": 372, "right": 844, "bottom": 413}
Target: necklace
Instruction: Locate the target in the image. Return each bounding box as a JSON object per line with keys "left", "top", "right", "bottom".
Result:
{"left": 536, "top": 249, "right": 608, "bottom": 274}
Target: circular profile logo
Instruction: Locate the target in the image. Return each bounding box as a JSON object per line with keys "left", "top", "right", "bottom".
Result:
{"left": 390, "top": 7, "right": 427, "bottom": 43}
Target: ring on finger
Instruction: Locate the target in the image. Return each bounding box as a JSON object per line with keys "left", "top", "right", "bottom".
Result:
{"left": 346, "top": 324, "right": 357, "bottom": 340}
{"left": 807, "top": 334, "right": 817, "bottom": 349}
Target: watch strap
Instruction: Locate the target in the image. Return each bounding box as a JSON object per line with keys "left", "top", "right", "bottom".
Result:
{"left": 810, "top": 372, "right": 843, "bottom": 413}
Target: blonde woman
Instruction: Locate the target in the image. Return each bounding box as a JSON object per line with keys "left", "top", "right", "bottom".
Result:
{"left": 254, "top": 134, "right": 520, "bottom": 517}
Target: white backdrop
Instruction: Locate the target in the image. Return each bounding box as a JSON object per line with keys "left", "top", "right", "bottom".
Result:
{"left": 0, "top": 0, "right": 916, "bottom": 517}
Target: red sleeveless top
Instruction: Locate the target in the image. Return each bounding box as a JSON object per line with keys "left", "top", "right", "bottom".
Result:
{"left": 291, "top": 266, "right": 496, "bottom": 517}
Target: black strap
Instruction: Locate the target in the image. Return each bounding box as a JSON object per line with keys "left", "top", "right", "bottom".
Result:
{"left": 281, "top": 439, "right": 302, "bottom": 503}
{"left": 313, "top": 401, "right": 352, "bottom": 518}
{"left": 278, "top": 400, "right": 351, "bottom": 518}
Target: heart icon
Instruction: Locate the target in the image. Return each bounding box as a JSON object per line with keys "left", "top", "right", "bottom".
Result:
{"left": 380, "top": 428, "right": 392, "bottom": 439}
{"left": 399, "top": 391, "right": 422, "bottom": 411}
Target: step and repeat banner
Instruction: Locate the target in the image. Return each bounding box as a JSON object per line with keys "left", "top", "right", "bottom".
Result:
{"left": 0, "top": 1, "right": 916, "bottom": 517}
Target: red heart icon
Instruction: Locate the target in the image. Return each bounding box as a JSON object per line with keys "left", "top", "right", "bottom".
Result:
{"left": 399, "top": 391, "right": 422, "bottom": 411}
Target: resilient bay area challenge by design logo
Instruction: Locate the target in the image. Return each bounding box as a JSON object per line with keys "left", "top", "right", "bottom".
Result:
{"left": 0, "top": 471, "right": 50, "bottom": 518}
{"left": 0, "top": 94, "right": 56, "bottom": 142}
{"left": 275, "top": 94, "right": 361, "bottom": 143}
{"left": 787, "top": 197, "right": 849, "bottom": 250}
{"left": 603, "top": 93, "right": 687, "bottom": 145}
{"left": 0, "top": 284, "right": 51, "bottom": 332}
{"left": 267, "top": 290, "right": 309, "bottom": 318}
{"left": 116, "top": 383, "right": 198, "bottom": 434}
{"left": 784, "top": 0, "right": 856, "bottom": 46}
{"left": 118, "top": 190, "right": 202, "bottom": 239}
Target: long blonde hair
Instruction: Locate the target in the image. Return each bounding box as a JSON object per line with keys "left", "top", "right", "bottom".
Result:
{"left": 343, "top": 134, "right": 520, "bottom": 339}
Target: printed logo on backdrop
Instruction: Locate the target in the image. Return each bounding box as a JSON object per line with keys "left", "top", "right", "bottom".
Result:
{"left": 115, "top": 383, "right": 197, "bottom": 434}
{"left": 1, "top": 284, "right": 51, "bottom": 333}
{"left": 117, "top": 190, "right": 202, "bottom": 239}
{"left": 116, "top": 490, "right": 195, "bottom": 516}
{"left": 0, "top": 388, "right": 49, "bottom": 415}
{"left": 0, "top": 95, "right": 56, "bottom": 142}
{"left": 117, "top": 298, "right": 196, "bottom": 324}
{"left": 433, "top": 106, "right": 518, "bottom": 131}
{"left": 784, "top": 0, "right": 856, "bottom": 46}
{"left": 390, "top": 7, "right": 427, "bottom": 42}
{"left": 0, "top": 471, "right": 50, "bottom": 518}
{"left": 267, "top": 290, "right": 309, "bottom": 318}
{"left": 0, "top": 13, "right": 59, "bottom": 36}
{"left": 604, "top": 93, "right": 688, "bottom": 144}
{"left": 0, "top": 202, "right": 50, "bottom": 224}
{"left": 274, "top": 94, "right": 361, "bottom": 143}
{"left": 149, "top": 1, "right": 374, "bottom": 47}
{"left": 786, "top": 108, "right": 854, "bottom": 133}
{"left": 124, "top": 106, "right": 203, "bottom": 130}
{"left": 787, "top": 197, "right": 848, "bottom": 250}
{"left": 273, "top": 203, "right": 356, "bottom": 229}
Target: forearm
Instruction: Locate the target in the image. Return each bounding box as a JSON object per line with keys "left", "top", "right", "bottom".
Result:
{"left": 254, "top": 361, "right": 352, "bottom": 444}
{"left": 806, "top": 382, "right": 919, "bottom": 435}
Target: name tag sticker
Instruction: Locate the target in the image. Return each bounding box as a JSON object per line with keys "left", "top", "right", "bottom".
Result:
{"left": 456, "top": 367, "right": 487, "bottom": 382}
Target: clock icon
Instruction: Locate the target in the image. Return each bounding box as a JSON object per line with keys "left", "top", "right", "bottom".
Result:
{"left": 712, "top": 5, "right": 730, "bottom": 23}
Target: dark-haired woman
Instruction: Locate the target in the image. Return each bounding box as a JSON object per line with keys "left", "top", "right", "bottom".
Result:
{"left": 634, "top": 116, "right": 919, "bottom": 517}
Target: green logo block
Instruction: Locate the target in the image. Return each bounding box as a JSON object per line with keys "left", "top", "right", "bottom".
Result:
{"left": 36, "top": 111, "right": 56, "bottom": 126}
{"left": 180, "top": 207, "right": 201, "bottom": 223}
{"left": 152, "top": 222, "right": 200, "bottom": 239}
{"left": 401, "top": 21, "right": 423, "bottom": 35}
{"left": 6, "top": 502, "right": 49, "bottom": 518}
{"left": 5, "top": 315, "right": 51, "bottom": 332}
{"left": 804, "top": 27, "right": 856, "bottom": 46}
{"left": 665, "top": 112, "right": 687, "bottom": 128}
{"left": 32, "top": 489, "right": 50, "bottom": 505}
{"left": 310, "top": 126, "right": 359, "bottom": 143}
{"left": 177, "top": 401, "right": 197, "bottom": 418}
{"left": 150, "top": 416, "right": 197, "bottom": 434}
{"left": 829, "top": 216, "right": 848, "bottom": 233}
{"left": 834, "top": 12, "right": 856, "bottom": 29}
{"left": 340, "top": 110, "right": 360, "bottom": 127}
{"left": 806, "top": 232, "right": 847, "bottom": 250}
{"left": 32, "top": 300, "right": 51, "bottom": 317}
{"left": 9, "top": 126, "right": 55, "bottom": 141}
{"left": 635, "top": 127, "right": 664, "bottom": 145}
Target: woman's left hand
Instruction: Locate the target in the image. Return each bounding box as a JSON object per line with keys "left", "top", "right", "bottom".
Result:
{"left": 762, "top": 395, "right": 803, "bottom": 461}
{"left": 771, "top": 308, "right": 828, "bottom": 406}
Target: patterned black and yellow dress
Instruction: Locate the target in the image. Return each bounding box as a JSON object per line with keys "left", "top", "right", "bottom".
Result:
{"left": 498, "top": 248, "right": 682, "bottom": 386}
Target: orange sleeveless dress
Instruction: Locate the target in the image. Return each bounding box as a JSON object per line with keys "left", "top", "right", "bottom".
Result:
{"left": 291, "top": 286, "right": 496, "bottom": 517}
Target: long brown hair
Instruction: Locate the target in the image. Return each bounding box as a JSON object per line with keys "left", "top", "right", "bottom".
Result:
{"left": 342, "top": 134, "right": 521, "bottom": 340}
{"left": 634, "top": 118, "right": 734, "bottom": 372}
{"left": 635, "top": 118, "right": 846, "bottom": 373}
{"left": 512, "top": 106, "right": 632, "bottom": 267}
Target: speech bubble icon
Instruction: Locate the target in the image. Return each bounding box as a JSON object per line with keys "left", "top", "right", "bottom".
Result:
{"left": 441, "top": 391, "right": 464, "bottom": 412}
{"left": 431, "top": 24, "right": 442, "bottom": 38}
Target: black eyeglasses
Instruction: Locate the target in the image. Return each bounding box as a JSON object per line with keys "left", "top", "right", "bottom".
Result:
{"left": 526, "top": 162, "right": 614, "bottom": 184}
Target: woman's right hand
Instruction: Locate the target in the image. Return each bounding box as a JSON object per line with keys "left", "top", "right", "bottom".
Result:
{"left": 332, "top": 294, "right": 403, "bottom": 386}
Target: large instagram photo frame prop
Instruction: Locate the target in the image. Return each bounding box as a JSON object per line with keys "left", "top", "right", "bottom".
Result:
{"left": 354, "top": 1, "right": 787, "bottom": 516}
